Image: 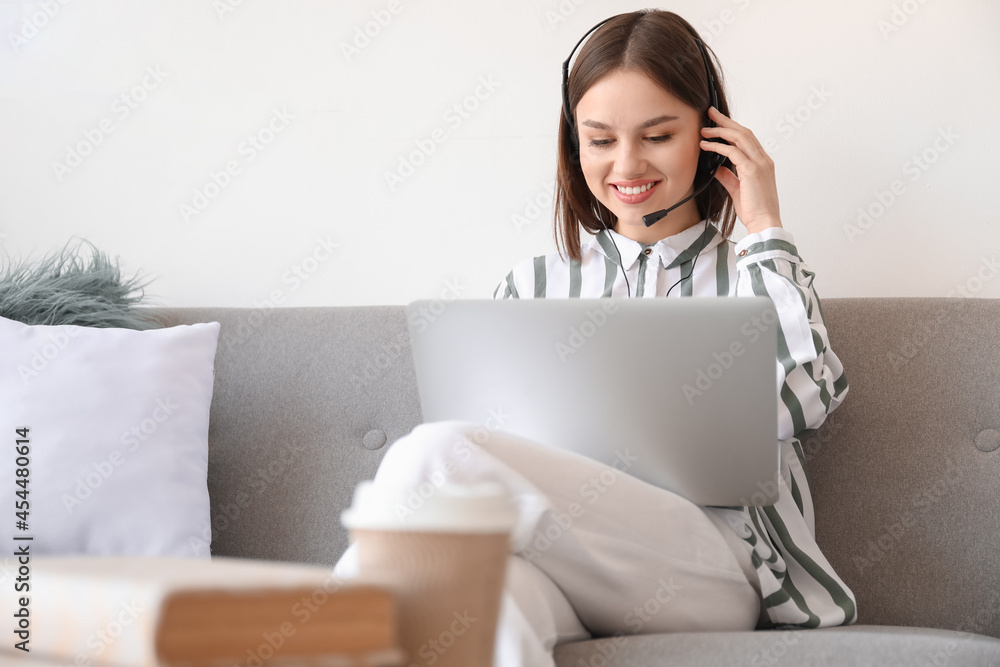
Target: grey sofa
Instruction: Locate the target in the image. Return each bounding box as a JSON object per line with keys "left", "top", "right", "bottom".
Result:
{"left": 150, "top": 297, "right": 1000, "bottom": 666}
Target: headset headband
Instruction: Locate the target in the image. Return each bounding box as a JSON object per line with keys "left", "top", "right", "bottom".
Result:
{"left": 561, "top": 14, "right": 719, "bottom": 135}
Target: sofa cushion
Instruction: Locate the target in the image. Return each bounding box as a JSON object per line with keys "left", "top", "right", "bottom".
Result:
{"left": 0, "top": 315, "right": 219, "bottom": 556}
{"left": 553, "top": 625, "right": 1000, "bottom": 666}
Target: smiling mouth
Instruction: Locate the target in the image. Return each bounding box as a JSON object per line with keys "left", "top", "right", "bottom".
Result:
{"left": 610, "top": 180, "right": 661, "bottom": 204}
{"left": 613, "top": 181, "right": 660, "bottom": 195}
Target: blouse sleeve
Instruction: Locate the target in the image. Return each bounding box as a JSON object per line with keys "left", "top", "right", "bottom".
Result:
{"left": 732, "top": 226, "right": 849, "bottom": 443}
{"left": 492, "top": 266, "right": 523, "bottom": 300}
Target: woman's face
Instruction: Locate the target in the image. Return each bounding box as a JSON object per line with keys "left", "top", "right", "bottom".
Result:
{"left": 575, "top": 68, "right": 705, "bottom": 241}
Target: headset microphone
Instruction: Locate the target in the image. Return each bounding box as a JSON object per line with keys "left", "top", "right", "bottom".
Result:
{"left": 640, "top": 169, "right": 717, "bottom": 227}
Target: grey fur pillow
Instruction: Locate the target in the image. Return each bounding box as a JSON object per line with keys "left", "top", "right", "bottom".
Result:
{"left": 0, "top": 239, "right": 161, "bottom": 329}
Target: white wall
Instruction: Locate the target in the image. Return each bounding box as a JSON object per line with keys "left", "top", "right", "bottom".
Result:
{"left": 1, "top": 0, "right": 997, "bottom": 307}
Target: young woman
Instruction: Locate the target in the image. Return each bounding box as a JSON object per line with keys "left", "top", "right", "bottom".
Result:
{"left": 336, "top": 10, "right": 856, "bottom": 666}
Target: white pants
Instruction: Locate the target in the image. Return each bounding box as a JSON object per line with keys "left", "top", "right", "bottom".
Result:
{"left": 333, "top": 420, "right": 764, "bottom": 667}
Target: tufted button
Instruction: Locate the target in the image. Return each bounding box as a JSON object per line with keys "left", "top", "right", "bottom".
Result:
{"left": 974, "top": 429, "right": 1000, "bottom": 453}
{"left": 363, "top": 429, "right": 388, "bottom": 450}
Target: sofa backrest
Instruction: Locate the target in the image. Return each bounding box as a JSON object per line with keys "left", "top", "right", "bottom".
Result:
{"left": 805, "top": 297, "right": 999, "bottom": 638}
{"left": 153, "top": 298, "right": 1000, "bottom": 638}
{"left": 152, "top": 306, "right": 423, "bottom": 565}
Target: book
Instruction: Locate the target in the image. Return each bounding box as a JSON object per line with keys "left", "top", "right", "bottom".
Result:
{"left": 0, "top": 555, "right": 405, "bottom": 667}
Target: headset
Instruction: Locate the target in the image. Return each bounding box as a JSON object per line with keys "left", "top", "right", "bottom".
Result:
{"left": 561, "top": 13, "right": 731, "bottom": 298}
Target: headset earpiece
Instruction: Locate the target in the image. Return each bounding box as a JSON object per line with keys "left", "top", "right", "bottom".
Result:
{"left": 693, "top": 36, "right": 730, "bottom": 178}
{"left": 698, "top": 139, "right": 727, "bottom": 176}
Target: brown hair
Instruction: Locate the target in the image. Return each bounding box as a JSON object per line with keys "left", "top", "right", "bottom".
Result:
{"left": 554, "top": 10, "right": 737, "bottom": 264}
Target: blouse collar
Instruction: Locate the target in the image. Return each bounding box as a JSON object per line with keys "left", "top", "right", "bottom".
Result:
{"left": 585, "top": 219, "right": 726, "bottom": 271}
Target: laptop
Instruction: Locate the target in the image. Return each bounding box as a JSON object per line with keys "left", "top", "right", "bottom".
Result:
{"left": 404, "top": 297, "right": 779, "bottom": 506}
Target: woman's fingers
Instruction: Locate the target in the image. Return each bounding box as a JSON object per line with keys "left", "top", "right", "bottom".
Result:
{"left": 698, "top": 107, "right": 782, "bottom": 232}
{"left": 702, "top": 106, "right": 770, "bottom": 165}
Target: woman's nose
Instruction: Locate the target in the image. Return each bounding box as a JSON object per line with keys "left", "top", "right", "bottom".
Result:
{"left": 614, "top": 139, "right": 647, "bottom": 174}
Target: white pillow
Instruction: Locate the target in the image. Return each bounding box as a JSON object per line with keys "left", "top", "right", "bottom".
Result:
{"left": 0, "top": 315, "right": 220, "bottom": 557}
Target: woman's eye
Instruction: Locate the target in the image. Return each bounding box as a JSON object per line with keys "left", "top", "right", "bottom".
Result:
{"left": 587, "top": 135, "right": 672, "bottom": 148}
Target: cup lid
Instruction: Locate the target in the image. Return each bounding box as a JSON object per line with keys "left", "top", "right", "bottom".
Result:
{"left": 340, "top": 480, "right": 517, "bottom": 533}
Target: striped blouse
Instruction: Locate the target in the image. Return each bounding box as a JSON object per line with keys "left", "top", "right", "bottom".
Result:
{"left": 491, "top": 220, "right": 857, "bottom": 629}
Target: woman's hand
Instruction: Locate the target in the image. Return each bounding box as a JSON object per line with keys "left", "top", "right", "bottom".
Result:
{"left": 700, "top": 106, "right": 783, "bottom": 235}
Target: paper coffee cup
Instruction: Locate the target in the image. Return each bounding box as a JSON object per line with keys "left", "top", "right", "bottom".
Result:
{"left": 341, "top": 481, "right": 517, "bottom": 667}
{"left": 341, "top": 480, "right": 517, "bottom": 533}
